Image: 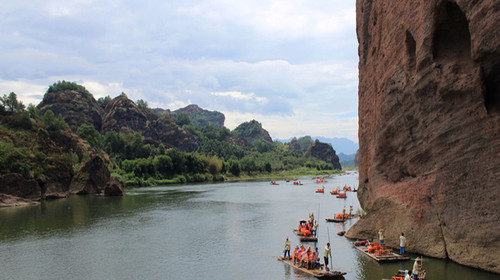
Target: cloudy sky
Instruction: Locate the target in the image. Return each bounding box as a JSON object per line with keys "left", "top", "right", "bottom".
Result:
{"left": 0, "top": 0, "right": 358, "bottom": 142}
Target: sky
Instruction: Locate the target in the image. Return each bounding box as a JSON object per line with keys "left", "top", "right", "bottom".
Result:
{"left": 0, "top": 0, "right": 359, "bottom": 142}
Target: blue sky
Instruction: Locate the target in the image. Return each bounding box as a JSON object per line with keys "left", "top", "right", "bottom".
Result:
{"left": 0, "top": 0, "right": 358, "bottom": 142}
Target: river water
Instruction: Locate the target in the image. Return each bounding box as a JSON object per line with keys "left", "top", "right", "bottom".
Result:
{"left": 0, "top": 172, "right": 497, "bottom": 280}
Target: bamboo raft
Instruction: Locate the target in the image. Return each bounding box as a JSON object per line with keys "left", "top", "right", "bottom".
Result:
{"left": 382, "top": 269, "right": 426, "bottom": 280}
{"left": 293, "top": 229, "right": 318, "bottom": 242}
{"left": 277, "top": 256, "right": 346, "bottom": 279}
{"left": 325, "top": 214, "right": 357, "bottom": 223}
{"left": 352, "top": 241, "right": 410, "bottom": 262}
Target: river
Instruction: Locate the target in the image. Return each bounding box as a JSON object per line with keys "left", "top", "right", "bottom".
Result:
{"left": 0, "top": 172, "right": 497, "bottom": 280}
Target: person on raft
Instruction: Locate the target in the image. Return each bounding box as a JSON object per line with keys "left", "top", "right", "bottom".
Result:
{"left": 283, "top": 236, "right": 291, "bottom": 259}
{"left": 323, "top": 242, "right": 332, "bottom": 271}
{"left": 298, "top": 221, "right": 313, "bottom": 236}
{"left": 412, "top": 257, "right": 423, "bottom": 280}
{"left": 400, "top": 232, "right": 406, "bottom": 255}
{"left": 313, "top": 220, "right": 318, "bottom": 236}
{"left": 291, "top": 245, "right": 299, "bottom": 263}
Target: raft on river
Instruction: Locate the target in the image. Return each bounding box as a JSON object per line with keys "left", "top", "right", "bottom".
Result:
{"left": 325, "top": 214, "right": 357, "bottom": 223}
{"left": 277, "top": 256, "right": 346, "bottom": 279}
{"left": 352, "top": 241, "right": 410, "bottom": 262}
{"left": 293, "top": 229, "right": 318, "bottom": 242}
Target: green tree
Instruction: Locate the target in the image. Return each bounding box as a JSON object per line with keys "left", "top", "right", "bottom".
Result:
{"left": 207, "top": 156, "right": 223, "bottom": 175}
{"left": 136, "top": 99, "right": 151, "bottom": 113}
{"left": 172, "top": 112, "right": 191, "bottom": 127}
{"left": 227, "top": 159, "right": 241, "bottom": 176}
{"left": 264, "top": 162, "right": 272, "bottom": 173}
{"left": 97, "top": 96, "right": 111, "bottom": 109}
{"left": 77, "top": 124, "right": 102, "bottom": 149}
{"left": 153, "top": 155, "right": 173, "bottom": 176}
{"left": 0, "top": 92, "right": 25, "bottom": 115}
{"left": 41, "top": 110, "right": 68, "bottom": 131}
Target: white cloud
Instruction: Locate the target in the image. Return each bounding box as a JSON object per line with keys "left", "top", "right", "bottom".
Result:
{"left": 211, "top": 91, "right": 268, "bottom": 104}
{"left": 0, "top": 0, "right": 359, "bottom": 141}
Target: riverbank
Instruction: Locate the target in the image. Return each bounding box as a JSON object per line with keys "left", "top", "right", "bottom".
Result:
{"left": 121, "top": 167, "right": 351, "bottom": 187}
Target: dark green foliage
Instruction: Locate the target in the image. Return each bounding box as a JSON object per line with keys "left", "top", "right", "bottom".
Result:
{"left": 27, "top": 104, "right": 39, "bottom": 119}
{"left": 136, "top": 99, "right": 151, "bottom": 114}
{"left": 77, "top": 124, "right": 102, "bottom": 149}
{"left": 41, "top": 110, "right": 68, "bottom": 131}
{"left": 171, "top": 112, "right": 191, "bottom": 126}
{"left": 47, "top": 80, "right": 90, "bottom": 94}
{"left": 0, "top": 92, "right": 25, "bottom": 115}
{"left": 233, "top": 120, "right": 262, "bottom": 138}
{"left": 252, "top": 139, "right": 273, "bottom": 153}
{"left": 298, "top": 136, "right": 313, "bottom": 153}
{"left": 196, "top": 139, "right": 245, "bottom": 160}
{"left": 97, "top": 96, "right": 111, "bottom": 109}
{"left": 227, "top": 159, "right": 241, "bottom": 176}
{"left": 0, "top": 142, "right": 31, "bottom": 177}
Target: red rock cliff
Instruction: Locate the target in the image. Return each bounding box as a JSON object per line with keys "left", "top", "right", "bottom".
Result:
{"left": 347, "top": 0, "right": 500, "bottom": 273}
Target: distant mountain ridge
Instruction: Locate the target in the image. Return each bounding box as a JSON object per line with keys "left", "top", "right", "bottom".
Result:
{"left": 276, "top": 136, "right": 358, "bottom": 155}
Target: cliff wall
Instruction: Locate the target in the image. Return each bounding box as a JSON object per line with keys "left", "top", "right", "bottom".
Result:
{"left": 347, "top": 0, "right": 500, "bottom": 273}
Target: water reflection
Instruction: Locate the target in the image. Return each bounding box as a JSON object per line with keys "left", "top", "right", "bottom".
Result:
{"left": 0, "top": 174, "right": 498, "bottom": 280}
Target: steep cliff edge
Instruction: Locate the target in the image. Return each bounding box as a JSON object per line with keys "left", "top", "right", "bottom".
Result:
{"left": 347, "top": 0, "right": 500, "bottom": 273}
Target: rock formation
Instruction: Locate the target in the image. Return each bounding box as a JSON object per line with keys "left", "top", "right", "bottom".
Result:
{"left": 70, "top": 156, "right": 124, "bottom": 196}
{"left": 101, "top": 93, "right": 149, "bottom": 134}
{"left": 38, "top": 88, "right": 103, "bottom": 132}
{"left": 144, "top": 115, "right": 199, "bottom": 152}
{"left": 173, "top": 104, "right": 225, "bottom": 127}
{"left": 232, "top": 120, "right": 273, "bottom": 147}
{"left": 347, "top": 0, "right": 500, "bottom": 273}
{"left": 305, "top": 140, "right": 342, "bottom": 170}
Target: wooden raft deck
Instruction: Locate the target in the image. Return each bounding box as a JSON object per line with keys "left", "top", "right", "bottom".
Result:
{"left": 293, "top": 229, "right": 318, "bottom": 242}
{"left": 352, "top": 243, "right": 410, "bottom": 262}
{"left": 325, "top": 214, "right": 357, "bottom": 223}
{"left": 277, "top": 256, "right": 346, "bottom": 279}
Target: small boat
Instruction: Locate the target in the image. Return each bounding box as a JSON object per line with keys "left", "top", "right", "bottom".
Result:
{"left": 270, "top": 181, "right": 279, "bottom": 185}
{"left": 336, "top": 193, "right": 347, "bottom": 199}
{"left": 316, "top": 188, "right": 325, "bottom": 193}
{"left": 293, "top": 181, "right": 303, "bottom": 185}
{"left": 330, "top": 190, "right": 339, "bottom": 195}
{"left": 277, "top": 256, "right": 346, "bottom": 279}
{"left": 352, "top": 241, "right": 410, "bottom": 262}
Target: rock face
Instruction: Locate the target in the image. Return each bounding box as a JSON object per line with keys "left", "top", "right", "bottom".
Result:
{"left": 348, "top": 0, "right": 500, "bottom": 273}
{"left": 102, "top": 93, "right": 149, "bottom": 134}
{"left": 305, "top": 140, "right": 342, "bottom": 170}
{"left": 174, "top": 104, "right": 225, "bottom": 127}
{"left": 38, "top": 89, "right": 103, "bottom": 132}
{"left": 232, "top": 120, "right": 273, "bottom": 146}
{"left": 0, "top": 173, "right": 40, "bottom": 200}
{"left": 144, "top": 115, "right": 199, "bottom": 152}
{"left": 69, "top": 156, "right": 123, "bottom": 195}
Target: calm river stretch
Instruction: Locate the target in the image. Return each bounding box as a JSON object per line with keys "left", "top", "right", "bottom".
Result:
{"left": 0, "top": 172, "right": 497, "bottom": 280}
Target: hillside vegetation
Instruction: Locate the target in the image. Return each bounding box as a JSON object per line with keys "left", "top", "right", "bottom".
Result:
{"left": 1, "top": 81, "right": 342, "bottom": 191}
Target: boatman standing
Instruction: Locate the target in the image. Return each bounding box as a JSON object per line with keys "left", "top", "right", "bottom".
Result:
{"left": 342, "top": 206, "right": 346, "bottom": 221}
{"left": 413, "top": 257, "right": 422, "bottom": 280}
{"left": 323, "top": 242, "right": 332, "bottom": 271}
{"left": 378, "top": 229, "right": 384, "bottom": 244}
{"left": 400, "top": 232, "right": 406, "bottom": 255}
{"left": 349, "top": 205, "right": 353, "bottom": 217}
{"left": 284, "top": 236, "right": 291, "bottom": 259}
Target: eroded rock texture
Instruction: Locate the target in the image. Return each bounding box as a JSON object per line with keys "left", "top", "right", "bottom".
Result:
{"left": 347, "top": 0, "right": 500, "bottom": 273}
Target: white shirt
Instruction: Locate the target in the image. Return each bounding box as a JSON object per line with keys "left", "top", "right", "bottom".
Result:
{"left": 400, "top": 235, "right": 406, "bottom": 247}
